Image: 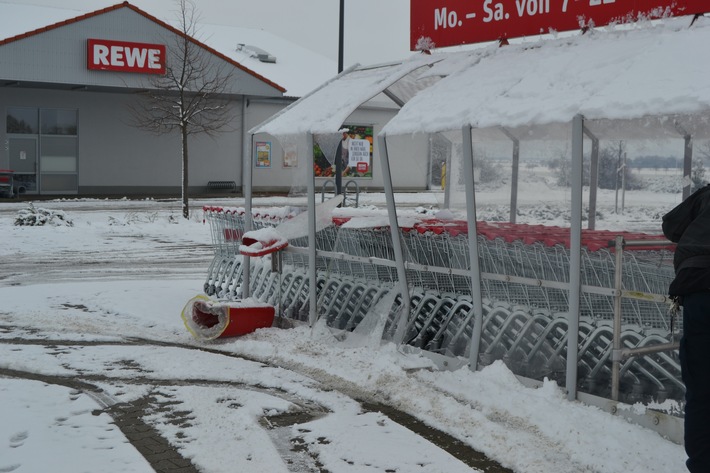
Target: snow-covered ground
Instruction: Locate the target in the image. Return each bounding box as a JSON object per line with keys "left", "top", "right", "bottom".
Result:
{"left": 0, "top": 168, "right": 691, "bottom": 472}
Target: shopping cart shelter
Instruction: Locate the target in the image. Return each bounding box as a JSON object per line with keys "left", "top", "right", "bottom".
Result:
{"left": 196, "top": 11, "right": 710, "bottom": 443}
{"left": 0, "top": 2, "right": 290, "bottom": 196}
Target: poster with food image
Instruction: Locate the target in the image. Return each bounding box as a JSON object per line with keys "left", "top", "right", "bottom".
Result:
{"left": 255, "top": 141, "right": 271, "bottom": 168}
{"left": 313, "top": 125, "right": 373, "bottom": 179}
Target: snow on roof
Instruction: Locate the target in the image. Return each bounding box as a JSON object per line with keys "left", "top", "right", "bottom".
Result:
{"left": 252, "top": 54, "right": 443, "bottom": 136}
{"left": 195, "top": 23, "right": 336, "bottom": 97}
{"left": 0, "top": 1, "right": 334, "bottom": 97}
{"left": 382, "top": 17, "right": 710, "bottom": 136}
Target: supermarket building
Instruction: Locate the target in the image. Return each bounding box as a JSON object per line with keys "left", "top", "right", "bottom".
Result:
{"left": 0, "top": 2, "right": 404, "bottom": 196}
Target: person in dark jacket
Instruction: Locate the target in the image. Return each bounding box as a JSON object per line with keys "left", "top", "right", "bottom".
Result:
{"left": 662, "top": 184, "right": 710, "bottom": 473}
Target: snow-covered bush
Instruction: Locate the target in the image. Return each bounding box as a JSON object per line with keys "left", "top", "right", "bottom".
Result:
{"left": 108, "top": 212, "right": 179, "bottom": 225}
{"left": 14, "top": 203, "right": 73, "bottom": 227}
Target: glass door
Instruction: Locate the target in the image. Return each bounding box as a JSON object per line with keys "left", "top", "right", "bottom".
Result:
{"left": 8, "top": 136, "right": 38, "bottom": 194}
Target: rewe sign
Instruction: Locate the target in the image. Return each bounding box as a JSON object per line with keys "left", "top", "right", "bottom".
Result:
{"left": 411, "top": 0, "right": 708, "bottom": 48}
{"left": 87, "top": 39, "right": 166, "bottom": 74}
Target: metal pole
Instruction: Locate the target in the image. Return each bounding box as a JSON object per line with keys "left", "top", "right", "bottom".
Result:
{"left": 338, "top": 0, "right": 344, "bottom": 73}
{"left": 242, "top": 127, "right": 253, "bottom": 299}
{"left": 583, "top": 126, "right": 599, "bottom": 230}
{"left": 611, "top": 235, "right": 624, "bottom": 401}
{"left": 683, "top": 134, "right": 693, "bottom": 200}
{"left": 378, "top": 134, "right": 412, "bottom": 344}
{"left": 614, "top": 141, "right": 622, "bottom": 213}
{"left": 500, "top": 127, "right": 519, "bottom": 223}
{"left": 334, "top": 139, "right": 343, "bottom": 195}
{"left": 462, "top": 126, "right": 485, "bottom": 371}
{"left": 566, "top": 114, "right": 584, "bottom": 402}
{"left": 306, "top": 133, "right": 318, "bottom": 326}
{"left": 444, "top": 153, "right": 451, "bottom": 209}
{"left": 621, "top": 151, "right": 626, "bottom": 213}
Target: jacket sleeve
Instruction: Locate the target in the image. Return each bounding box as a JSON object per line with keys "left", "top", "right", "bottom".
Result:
{"left": 662, "top": 185, "right": 710, "bottom": 243}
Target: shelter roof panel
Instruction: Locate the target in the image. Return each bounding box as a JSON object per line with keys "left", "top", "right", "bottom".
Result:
{"left": 381, "top": 17, "right": 710, "bottom": 137}
{"left": 251, "top": 54, "right": 443, "bottom": 136}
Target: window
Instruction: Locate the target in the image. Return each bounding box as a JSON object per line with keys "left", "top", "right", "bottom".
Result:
{"left": 7, "top": 107, "right": 38, "bottom": 134}
{"left": 40, "top": 137, "right": 78, "bottom": 172}
{"left": 40, "top": 109, "right": 78, "bottom": 135}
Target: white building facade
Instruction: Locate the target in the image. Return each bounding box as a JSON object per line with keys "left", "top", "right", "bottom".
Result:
{"left": 0, "top": 2, "right": 420, "bottom": 197}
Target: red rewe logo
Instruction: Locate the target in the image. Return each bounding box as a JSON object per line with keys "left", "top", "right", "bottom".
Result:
{"left": 87, "top": 39, "right": 166, "bottom": 74}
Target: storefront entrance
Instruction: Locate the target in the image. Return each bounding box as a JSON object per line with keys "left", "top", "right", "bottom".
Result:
{"left": 6, "top": 107, "right": 78, "bottom": 195}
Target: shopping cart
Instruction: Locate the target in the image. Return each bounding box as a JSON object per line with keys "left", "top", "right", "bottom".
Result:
{"left": 0, "top": 170, "right": 14, "bottom": 198}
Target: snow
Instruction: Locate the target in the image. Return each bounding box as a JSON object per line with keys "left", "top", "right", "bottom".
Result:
{"left": 243, "top": 16, "right": 710, "bottom": 141}
{"left": 0, "top": 175, "right": 689, "bottom": 472}
{"left": 383, "top": 17, "right": 710, "bottom": 135}
{"left": 198, "top": 23, "right": 337, "bottom": 97}
{"left": 252, "top": 54, "right": 441, "bottom": 136}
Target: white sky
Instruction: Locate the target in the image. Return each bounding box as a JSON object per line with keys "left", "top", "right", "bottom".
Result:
{"left": 4, "top": 0, "right": 413, "bottom": 67}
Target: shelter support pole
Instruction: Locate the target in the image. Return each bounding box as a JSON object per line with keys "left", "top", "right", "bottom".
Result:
{"left": 444, "top": 151, "right": 451, "bottom": 209}
{"left": 583, "top": 126, "right": 599, "bottom": 230}
{"left": 566, "top": 114, "right": 584, "bottom": 402}
{"left": 500, "top": 128, "right": 520, "bottom": 223}
{"left": 462, "top": 126, "right": 485, "bottom": 371}
{"left": 378, "top": 134, "right": 412, "bottom": 344}
{"left": 611, "top": 235, "right": 624, "bottom": 401}
{"left": 243, "top": 130, "right": 254, "bottom": 298}
{"left": 674, "top": 120, "right": 693, "bottom": 201}
{"left": 306, "top": 133, "right": 318, "bottom": 326}
{"left": 335, "top": 142, "right": 343, "bottom": 195}
{"left": 683, "top": 134, "right": 693, "bottom": 201}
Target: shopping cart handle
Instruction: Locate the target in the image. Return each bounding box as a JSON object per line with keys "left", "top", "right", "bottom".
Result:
{"left": 239, "top": 231, "right": 288, "bottom": 257}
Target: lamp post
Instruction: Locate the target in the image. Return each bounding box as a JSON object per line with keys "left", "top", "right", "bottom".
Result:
{"left": 335, "top": 0, "right": 345, "bottom": 195}
{"left": 338, "top": 0, "right": 344, "bottom": 73}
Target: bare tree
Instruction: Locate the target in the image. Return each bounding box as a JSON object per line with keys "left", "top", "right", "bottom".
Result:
{"left": 131, "top": 0, "right": 234, "bottom": 218}
{"left": 697, "top": 141, "right": 710, "bottom": 164}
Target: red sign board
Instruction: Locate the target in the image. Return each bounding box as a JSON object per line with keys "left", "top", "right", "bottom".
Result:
{"left": 411, "top": 0, "right": 708, "bottom": 49}
{"left": 87, "top": 39, "right": 166, "bottom": 74}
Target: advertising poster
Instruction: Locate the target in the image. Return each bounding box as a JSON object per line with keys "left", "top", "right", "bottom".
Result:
{"left": 283, "top": 147, "right": 298, "bottom": 168}
{"left": 313, "top": 125, "right": 373, "bottom": 179}
{"left": 255, "top": 141, "right": 271, "bottom": 168}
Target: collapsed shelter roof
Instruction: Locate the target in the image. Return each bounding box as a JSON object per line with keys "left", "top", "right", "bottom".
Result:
{"left": 251, "top": 54, "right": 442, "bottom": 136}
{"left": 251, "top": 16, "right": 710, "bottom": 143}
{"left": 382, "top": 16, "right": 710, "bottom": 140}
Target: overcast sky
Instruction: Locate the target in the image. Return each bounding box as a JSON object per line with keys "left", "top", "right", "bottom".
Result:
{"left": 13, "top": 0, "right": 414, "bottom": 67}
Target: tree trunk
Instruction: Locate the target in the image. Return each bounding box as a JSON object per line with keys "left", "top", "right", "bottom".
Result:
{"left": 182, "top": 126, "right": 189, "bottom": 219}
